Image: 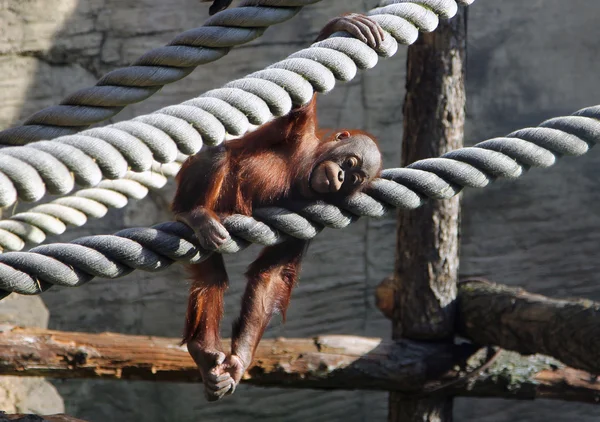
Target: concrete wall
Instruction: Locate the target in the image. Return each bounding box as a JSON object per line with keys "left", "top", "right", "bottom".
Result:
{"left": 0, "top": 296, "right": 64, "bottom": 415}
{"left": 1, "top": 0, "right": 599, "bottom": 420}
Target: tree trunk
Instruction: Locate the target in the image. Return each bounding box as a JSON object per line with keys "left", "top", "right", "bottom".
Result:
{"left": 390, "top": 8, "right": 467, "bottom": 422}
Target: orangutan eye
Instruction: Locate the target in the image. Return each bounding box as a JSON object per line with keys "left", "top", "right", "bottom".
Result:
{"left": 351, "top": 173, "right": 362, "bottom": 185}
{"left": 345, "top": 157, "right": 358, "bottom": 168}
{"left": 336, "top": 131, "right": 351, "bottom": 140}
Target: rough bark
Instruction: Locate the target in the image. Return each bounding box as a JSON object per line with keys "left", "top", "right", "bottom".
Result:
{"left": 379, "top": 278, "right": 600, "bottom": 377}
{"left": 394, "top": 2, "right": 467, "bottom": 342}
{"left": 0, "top": 327, "right": 598, "bottom": 404}
{"left": 391, "top": 9, "right": 467, "bottom": 422}
{"left": 453, "top": 348, "right": 600, "bottom": 404}
{"left": 457, "top": 279, "right": 600, "bottom": 374}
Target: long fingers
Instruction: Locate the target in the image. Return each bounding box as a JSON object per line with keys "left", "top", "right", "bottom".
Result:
{"left": 352, "top": 14, "right": 385, "bottom": 48}
{"left": 344, "top": 14, "right": 378, "bottom": 48}
{"left": 211, "top": 220, "right": 230, "bottom": 243}
{"left": 317, "top": 14, "right": 385, "bottom": 49}
{"left": 195, "top": 219, "right": 229, "bottom": 250}
{"left": 341, "top": 18, "right": 375, "bottom": 46}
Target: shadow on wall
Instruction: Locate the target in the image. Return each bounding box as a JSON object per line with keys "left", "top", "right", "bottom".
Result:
{"left": 2, "top": 2, "right": 391, "bottom": 422}
{"left": 2, "top": 0, "right": 402, "bottom": 421}
{"left": 0, "top": 0, "right": 91, "bottom": 414}
{"left": 1, "top": 1, "right": 215, "bottom": 421}
{"left": 2, "top": 1, "right": 398, "bottom": 421}
{"left": 0, "top": 0, "right": 93, "bottom": 130}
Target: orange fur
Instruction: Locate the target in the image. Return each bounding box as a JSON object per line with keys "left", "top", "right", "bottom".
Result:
{"left": 172, "top": 93, "right": 380, "bottom": 376}
{"left": 182, "top": 255, "right": 228, "bottom": 345}
{"left": 173, "top": 96, "right": 321, "bottom": 346}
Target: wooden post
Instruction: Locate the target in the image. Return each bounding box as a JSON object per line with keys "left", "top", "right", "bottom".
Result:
{"left": 390, "top": 8, "right": 467, "bottom": 422}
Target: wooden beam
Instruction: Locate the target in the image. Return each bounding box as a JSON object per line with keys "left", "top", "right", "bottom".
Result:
{"left": 0, "top": 327, "right": 598, "bottom": 403}
{"left": 0, "top": 326, "right": 465, "bottom": 387}
{"left": 457, "top": 278, "right": 600, "bottom": 374}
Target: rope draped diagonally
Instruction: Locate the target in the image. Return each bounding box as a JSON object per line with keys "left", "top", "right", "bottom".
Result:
{"left": 0, "top": 0, "right": 475, "bottom": 211}
{"left": 0, "top": 160, "right": 183, "bottom": 252}
{"left": 0, "top": 0, "right": 323, "bottom": 146}
{"left": 0, "top": 105, "right": 599, "bottom": 296}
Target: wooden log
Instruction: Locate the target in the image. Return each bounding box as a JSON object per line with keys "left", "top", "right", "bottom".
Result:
{"left": 457, "top": 278, "right": 600, "bottom": 374}
{"left": 391, "top": 7, "right": 468, "bottom": 422}
{"left": 0, "top": 326, "right": 468, "bottom": 388}
{"left": 0, "top": 327, "right": 599, "bottom": 403}
{"left": 378, "top": 278, "right": 600, "bottom": 377}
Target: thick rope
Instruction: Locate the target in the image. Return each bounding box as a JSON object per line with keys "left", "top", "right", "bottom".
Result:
{"left": 0, "top": 160, "right": 182, "bottom": 252}
{"left": 0, "top": 105, "right": 598, "bottom": 295}
{"left": 0, "top": 0, "right": 322, "bottom": 146}
{"left": 0, "top": 0, "right": 475, "bottom": 211}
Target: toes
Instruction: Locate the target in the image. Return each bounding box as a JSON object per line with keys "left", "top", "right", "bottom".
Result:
{"left": 213, "top": 376, "right": 235, "bottom": 390}
{"left": 202, "top": 360, "right": 238, "bottom": 402}
{"left": 204, "top": 386, "right": 231, "bottom": 401}
{"left": 226, "top": 381, "right": 237, "bottom": 396}
{"left": 206, "top": 377, "right": 233, "bottom": 392}
{"left": 215, "top": 373, "right": 230, "bottom": 382}
{"left": 215, "top": 351, "right": 226, "bottom": 365}
{"left": 204, "top": 374, "right": 235, "bottom": 401}
{"left": 204, "top": 389, "right": 222, "bottom": 402}
{"left": 206, "top": 371, "right": 230, "bottom": 384}
{"left": 213, "top": 383, "right": 234, "bottom": 398}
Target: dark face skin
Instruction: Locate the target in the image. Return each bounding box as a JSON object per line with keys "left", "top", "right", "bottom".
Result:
{"left": 310, "top": 132, "right": 382, "bottom": 197}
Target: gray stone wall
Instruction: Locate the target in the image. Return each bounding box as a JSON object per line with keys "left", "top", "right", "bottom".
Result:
{"left": 0, "top": 0, "right": 599, "bottom": 420}
{"left": 0, "top": 296, "right": 64, "bottom": 415}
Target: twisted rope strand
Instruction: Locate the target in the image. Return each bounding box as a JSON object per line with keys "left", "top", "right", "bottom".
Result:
{"left": 0, "top": 160, "right": 182, "bottom": 252}
{"left": 0, "top": 0, "right": 323, "bottom": 146}
{"left": 0, "top": 0, "right": 473, "bottom": 210}
{"left": 0, "top": 105, "right": 597, "bottom": 296}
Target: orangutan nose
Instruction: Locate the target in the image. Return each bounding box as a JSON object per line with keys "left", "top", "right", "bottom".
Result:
{"left": 329, "top": 170, "right": 344, "bottom": 192}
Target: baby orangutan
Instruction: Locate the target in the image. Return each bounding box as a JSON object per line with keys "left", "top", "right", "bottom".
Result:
{"left": 173, "top": 13, "right": 384, "bottom": 401}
